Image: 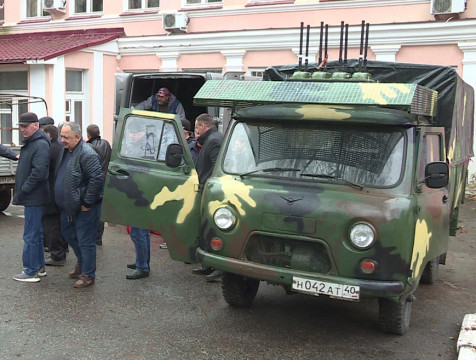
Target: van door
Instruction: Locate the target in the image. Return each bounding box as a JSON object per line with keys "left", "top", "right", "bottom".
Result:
{"left": 410, "top": 127, "right": 449, "bottom": 280}
{"left": 101, "top": 108, "right": 200, "bottom": 263}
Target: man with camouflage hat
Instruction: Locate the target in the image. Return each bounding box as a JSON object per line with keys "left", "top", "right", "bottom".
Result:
{"left": 135, "top": 87, "right": 186, "bottom": 120}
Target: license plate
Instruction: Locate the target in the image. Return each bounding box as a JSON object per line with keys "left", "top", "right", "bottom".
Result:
{"left": 292, "top": 276, "right": 360, "bottom": 300}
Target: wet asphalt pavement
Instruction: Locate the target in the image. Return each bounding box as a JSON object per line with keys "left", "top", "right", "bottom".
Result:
{"left": 0, "top": 200, "right": 475, "bottom": 360}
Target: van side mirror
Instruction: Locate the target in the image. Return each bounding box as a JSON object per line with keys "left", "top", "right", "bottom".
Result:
{"left": 165, "top": 143, "right": 183, "bottom": 168}
{"left": 425, "top": 161, "right": 449, "bottom": 188}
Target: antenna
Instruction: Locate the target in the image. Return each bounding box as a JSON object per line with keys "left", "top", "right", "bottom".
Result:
{"left": 324, "top": 24, "right": 328, "bottom": 69}
{"left": 363, "top": 22, "right": 370, "bottom": 72}
{"left": 304, "top": 24, "right": 310, "bottom": 71}
{"left": 344, "top": 23, "right": 349, "bottom": 70}
{"left": 298, "top": 22, "right": 304, "bottom": 71}
{"left": 318, "top": 21, "right": 324, "bottom": 66}
{"left": 338, "top": 21, "right": 344, "bottom": 70}
{"left": 358, "top": 20, "right": 365, "bottom": 72}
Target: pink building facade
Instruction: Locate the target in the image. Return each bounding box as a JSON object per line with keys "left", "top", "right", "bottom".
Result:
{"left": 1, "top": 0, "right": 476, "bottom": 177}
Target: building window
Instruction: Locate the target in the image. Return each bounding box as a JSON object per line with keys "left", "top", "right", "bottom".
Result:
{"left": 247, "top": 68, "right": 265, "bottom": 78}
{"left": 0, "top": 71, "right": 28, "bottom": 145}
{"left": 66, "top": 70, "right": 84, "bottom": 128}
{"left": 73, "top": 0, "right": 103, "bottom": 13}
{"left": 0, "top": 0, "right": 4, "bottom": 22}
{"left": 25, "top": 0, "right": 49, "bottom": 18}
{"left": 182, "top": 68, "right": 222, "bottom": 73}
{"left": 185, "top": 0, "right": 221, "bottom": 4}
{"left": 128, "top": 0, "right": 159, "bottom": 9}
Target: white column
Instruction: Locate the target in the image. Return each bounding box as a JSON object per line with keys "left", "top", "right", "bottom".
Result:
{"left": 371, "top": 45, "right": 401, "bottom": 62}
{"left": 157, "top": 52, "right": 179, "bottom": 72}
{"left": 29, "top": 65, "right": 47, "bottom": 118}
{"left": 221, "top": 50, "right": 246, "bottom": 73}
{"left": 93, "top": 51, "right": 104, "bottom": 130}
{"left": 52, "top": 56, "right": 65, "bottom": 123}
{"left": 459, "top": 42, "right": 476, "bottom": 181}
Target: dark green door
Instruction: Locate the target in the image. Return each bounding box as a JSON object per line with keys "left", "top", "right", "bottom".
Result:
{"left": 101, "top": 108, "right": 200, "bottom": 263}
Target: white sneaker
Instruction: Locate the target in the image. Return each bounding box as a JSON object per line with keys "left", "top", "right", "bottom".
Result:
{"left": 13, "top": 271, "right": 40, "bottom": 283}
{"left": 37, "top": 267, "right": 47, "bottom": 277}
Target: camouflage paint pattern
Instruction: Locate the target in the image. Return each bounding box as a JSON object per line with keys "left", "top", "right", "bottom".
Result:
{"left": 102, "top": 108, "right": 200, "bottom": 262}
{"left": 103, "top": 72, "right": 471, "bottom": 305}
{"left": 194, "top": 80, "right": 437, "bottom": 117}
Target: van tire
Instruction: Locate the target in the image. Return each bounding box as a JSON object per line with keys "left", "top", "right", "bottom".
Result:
{"left": 0, "top": 189, "right": 11, "bottom": 212}
{"left": 420, "top": 257, "right": 439, "bottom": 284}
{"left": 222, "top": 272, "right": 259, "bottom": 308}
{"left": 378, "top": 296, "right": 413, "bottom": 335}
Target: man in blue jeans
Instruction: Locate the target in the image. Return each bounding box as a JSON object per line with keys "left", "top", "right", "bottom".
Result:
{"left": 126, "top": 227, "right": 150, "bottom": 279}
{"left": 12, "top": 112, "right": 50, "bottom": 283}
{"left": 55, "top": 122, "right": 103, "bottom": 288}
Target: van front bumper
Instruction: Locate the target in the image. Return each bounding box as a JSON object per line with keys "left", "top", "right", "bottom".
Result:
{"left": 197, "top": 248, "right": 405, "bottom": 298}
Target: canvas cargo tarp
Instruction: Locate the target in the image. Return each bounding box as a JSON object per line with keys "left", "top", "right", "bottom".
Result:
{"left": 264, "top": 60, "right": 474, "bottom": 164}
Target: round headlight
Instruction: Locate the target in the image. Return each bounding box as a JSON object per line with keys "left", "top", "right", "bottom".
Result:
{"left": 349, "top": 223, "right": 375, "bottom": 249}
{"left": 214, "top": 207, "right": 235, "bottom": 230}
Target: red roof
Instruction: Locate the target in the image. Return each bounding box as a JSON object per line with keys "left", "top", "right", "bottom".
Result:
{"left": 0, "top": 28, "right": 125, "bottom": 64}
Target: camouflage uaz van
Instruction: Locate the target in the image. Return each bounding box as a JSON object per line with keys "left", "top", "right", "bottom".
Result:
{"left": 102, "top": 60, "right": 474, "bottom": 335}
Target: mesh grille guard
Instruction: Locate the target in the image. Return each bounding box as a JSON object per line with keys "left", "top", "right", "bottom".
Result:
{"left": 193, "top": 80, "right": 437, "bottom": 118}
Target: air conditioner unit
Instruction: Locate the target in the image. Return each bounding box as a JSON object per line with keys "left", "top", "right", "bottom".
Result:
{"left": 431, "top": 0, "right": 466, "bottom": 15}
{"left": 43, "top": 0, "right": 66, "bottom": 13}
{"left": 162, "top": 13, "right": 188, "bottom": 33}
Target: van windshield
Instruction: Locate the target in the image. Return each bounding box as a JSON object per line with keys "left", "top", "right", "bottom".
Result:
{"left": 223, "top": 121, "right": 405, "bottom": 188}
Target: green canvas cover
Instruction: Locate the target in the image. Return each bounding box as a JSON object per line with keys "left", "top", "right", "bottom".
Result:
{"left": 264, "top": 60, "right": 474, "bottom": 163}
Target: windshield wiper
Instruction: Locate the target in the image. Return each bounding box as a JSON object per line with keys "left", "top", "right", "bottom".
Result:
{"left": 300, "top": 173, "right": 364, "bottom": 190}
{"left": 239, "top": 167, "right": 301, "bottom": 179}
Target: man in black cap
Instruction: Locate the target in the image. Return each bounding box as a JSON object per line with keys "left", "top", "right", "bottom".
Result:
{"left": 12, "top": 112, "right": 50, "bottom": 283}
{"left": 42, "top": 123, "right": 69, "bottom": 266}
{"left": 135, "top": 87, "right": 186, "bottom": 121}
{"left": 182, "top": 118, "right": 199, "bottom": 164}
{"left": 86, "top": 124, "right": 112, "bottom": 246}
{"left": 39, "top": 116, "right": 54, "bottom": 128}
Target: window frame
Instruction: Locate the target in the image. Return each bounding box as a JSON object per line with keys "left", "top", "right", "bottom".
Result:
{"left": 70, "top": 0, "right": 103, "bottom": 15}
{"left": 125, "top": 0, "right": 159, "bottom": 11}
{"left": 23, "top": 0, "right": 50, "bottom": 19}
{"left": 0, "top": 0, "right": 5, "bottom": 22}
{"left": 184, "top": 0, "right": 222, "bottom": 6}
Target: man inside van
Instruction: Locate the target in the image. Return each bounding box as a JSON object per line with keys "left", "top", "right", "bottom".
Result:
{"left": 135, "top": 87, "right": 186, "bottom": 121}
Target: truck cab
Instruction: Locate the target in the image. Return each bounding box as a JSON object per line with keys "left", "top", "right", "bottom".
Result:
{"left": 102, "top": 60, "right": 473, "bottom": 335}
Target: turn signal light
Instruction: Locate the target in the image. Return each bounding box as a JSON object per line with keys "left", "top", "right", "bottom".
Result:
{"left": 360, "top": 259, "right": 377, "bottom": 274}
{"left": 210, "top": 237, "right": 224, "bottom": 251}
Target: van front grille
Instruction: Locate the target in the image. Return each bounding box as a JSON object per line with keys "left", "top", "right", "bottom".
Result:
{"left": 244, "top": 234, "right": 331, "bottom": 274}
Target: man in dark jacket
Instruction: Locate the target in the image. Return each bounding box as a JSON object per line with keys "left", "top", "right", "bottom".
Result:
{"left": 55, "top": 122, "right": 104, "bottom": 288}
{"left": 195, "top": 113, "right": 224, "bottom": 185}
{"left": 86, "top": 124, "right": 111, "bottom": 246}
{"left": 12, "top": 112, "right": 50, "bottom": 283}
{"left": 0, "top": 144, "right": 19, "bottom": 160}
{"left": 135, "top": 87, "right": 186, "bottom": 120}
{"left": 192, "top": 113, "right": 224, "bottom": 281}
{"left": 42, "top": 124, "right": 68, "bottom": 266}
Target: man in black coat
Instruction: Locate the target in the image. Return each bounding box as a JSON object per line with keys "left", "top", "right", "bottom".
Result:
{"left": 42, "top": 124, "right": 68, "bottom": 266}
{"left": 86, "top": 124, "right": 111, "bottom": 246}
{"left": 0, "top": 144, "right": 19, "bottom": 160}
{"left": 55, "top": 122, "right": 104, "bottom": 288}
{"left": 12, "top": 112, "right": 50, "bottom": 283}
{"left": 192, "top": 113, "right": 224, "bottom": 281}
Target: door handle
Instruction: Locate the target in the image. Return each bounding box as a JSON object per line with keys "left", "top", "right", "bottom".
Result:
{"left": 442, "top": 195, "right": 448, "bottom": 204}
{"left": 108, "top": 168, "right": 129, "bottom": 180}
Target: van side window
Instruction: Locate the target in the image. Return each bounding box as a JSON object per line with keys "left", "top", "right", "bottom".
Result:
{"left": 419, "top": 134, "right": 442, "bottom": 182}
{"left": 120, "top": 115, "right": 178, "bottom": 161}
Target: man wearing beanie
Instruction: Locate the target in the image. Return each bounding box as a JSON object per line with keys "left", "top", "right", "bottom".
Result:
{"left": 12, "top": 112, "right": 50, "bottom": 283}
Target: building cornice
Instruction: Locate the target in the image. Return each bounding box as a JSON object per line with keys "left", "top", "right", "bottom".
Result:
{"left": 117, "top": 19, "right": 476, "bottom": 56}
{"left": 1, "top": 0, "right": 428, "bottom": 32}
